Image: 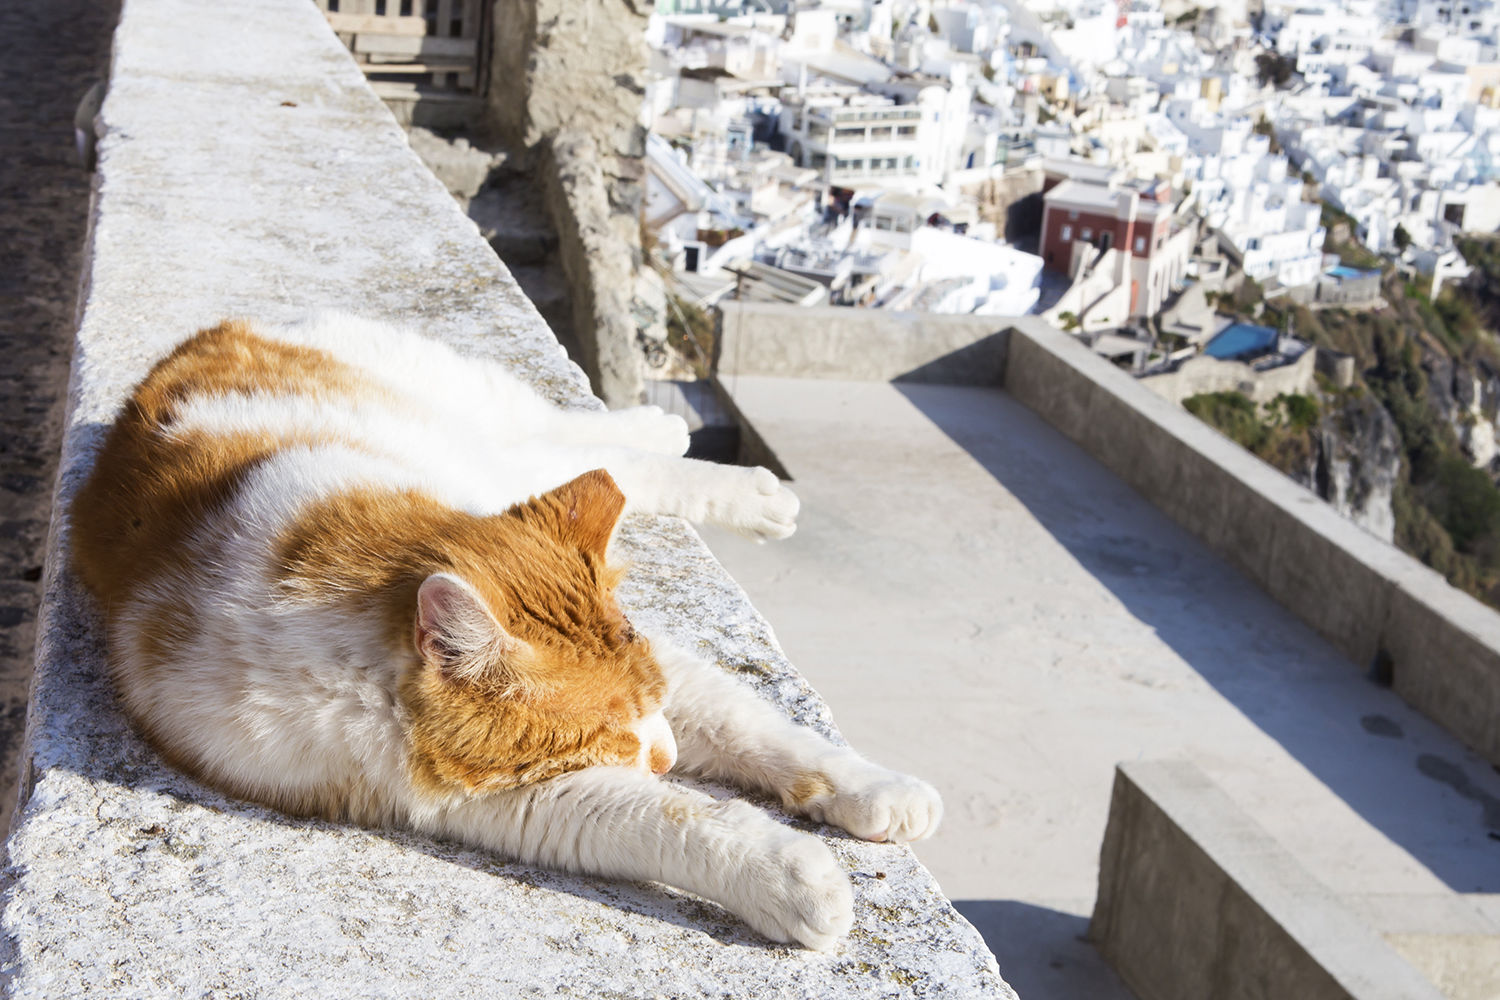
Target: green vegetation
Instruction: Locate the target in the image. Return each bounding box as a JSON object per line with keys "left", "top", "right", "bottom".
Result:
{"left": 1228, "top": 275, "right": 1264, "bottom": 314}
{"left": 1315, "top": 200, "right": 1384, "bottom": 269}
{"left": 1254, "top": 52, "right": 1296, "bottom": 89}
{"left": 665, "top": 293, "right": 715, "bottom": 378}
{"left": 1183, "top": 392, "right": 1320, "bottom": 472}
{"left": 1251, "top": 114, "right": 1282, "bottom": 153}
{"left": 1196, "top": 249, "right": 1500, "bottom": 607}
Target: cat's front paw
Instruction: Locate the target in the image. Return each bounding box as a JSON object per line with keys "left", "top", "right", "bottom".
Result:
{"left": 715, "top": 466, "right": 799, "bottom": 541}
{"left": 735, "top": 827, "right": 854, "bottom": 950}
{"left": 805, "top": 764, "right": 944, "bottom": 844}
{"left": 612, "top": 405, "right": 691, "bottom": 457}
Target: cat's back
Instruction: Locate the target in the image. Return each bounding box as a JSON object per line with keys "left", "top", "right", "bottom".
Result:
{"left": 71, "top": 318, "right": 391, "bottom": 606}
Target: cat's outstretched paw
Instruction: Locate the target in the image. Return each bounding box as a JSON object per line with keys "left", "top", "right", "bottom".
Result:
{"left": 611, "top": 405, "right": 691, "bottom": 457}
{"left": 799, "top": 763, "right": 943, "bottom": 844}
{"left": 734, "top": 826, "right": 854, "bottom": 950}
{"left": 714, "top": 466, "right": 799, "bottom": 541}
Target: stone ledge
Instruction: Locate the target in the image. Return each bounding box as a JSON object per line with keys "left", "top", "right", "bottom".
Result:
{"left": 0, "top": 2, "right": 1012, "bottom": 996}
{"left": 1090, "top": 760, "right": 1444, "bottom": 1000}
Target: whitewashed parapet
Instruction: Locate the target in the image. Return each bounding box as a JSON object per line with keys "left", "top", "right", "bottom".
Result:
{"left": 0, "top": 2, "right": 1014, "bottom": 997}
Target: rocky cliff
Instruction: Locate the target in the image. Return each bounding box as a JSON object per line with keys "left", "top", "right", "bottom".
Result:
{"left": 1196, "top": 263, "right": 1500, "bottom": 609}
{"left": 1311, "top": 392, "right": 1402, "bottom": 544}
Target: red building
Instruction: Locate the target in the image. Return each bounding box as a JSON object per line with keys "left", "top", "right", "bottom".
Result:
{"left": 1039, "top": 179, "right": 1191, "bottom": 319}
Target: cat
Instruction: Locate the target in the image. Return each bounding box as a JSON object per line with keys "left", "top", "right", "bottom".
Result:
{"left": 70, "top": 313, "right": 942, "bottom": 950}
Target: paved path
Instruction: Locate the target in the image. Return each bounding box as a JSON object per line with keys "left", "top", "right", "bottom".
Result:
{"left": 0, "top": 0, "right": 121, "bottom": 838}
{"left": 702, "top": 376, "right": 1500, "bottom": 1000}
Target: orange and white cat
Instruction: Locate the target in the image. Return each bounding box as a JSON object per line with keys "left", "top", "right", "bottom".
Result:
{"left": 70, "top": 313, "right": 941, "bottom": 950}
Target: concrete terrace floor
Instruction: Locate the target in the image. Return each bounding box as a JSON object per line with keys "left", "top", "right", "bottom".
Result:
{"left": 701, "top": 376, "right": 1500, "bottom": 1000}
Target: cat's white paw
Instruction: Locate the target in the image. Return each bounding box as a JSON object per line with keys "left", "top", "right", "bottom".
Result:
{"left": 714, "top": 466, "right": 799, "bottom": 541}
{"left": 612, "top": 405, "right": 691, "bottom": 457}
{"left": 733, "top": 825, "right": 854, "bottom": 950}
{"left": 810, "top": 765, "right": 944, "bottom": 844}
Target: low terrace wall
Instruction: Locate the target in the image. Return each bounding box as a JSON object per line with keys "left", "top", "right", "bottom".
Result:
{"left": 1138, "top": 349, "right": 1319, "bottom": 406}
{"left": 715, "top": 301, "right": 1011, "bottom": 385}
{"left": 1090, "top": 760, "right": 1443, "bottom": 1000}
{"left": 1004, "top": 318, "right": 1500, "bottom": 769}
{"left": 711, "top": 302, "right": 1500, "bottom": 768}
{"left": 0, "top": 3, "right": 1012, "bottom": 996}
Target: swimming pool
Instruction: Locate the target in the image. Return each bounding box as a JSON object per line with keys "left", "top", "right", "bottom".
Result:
{"left": 1204, "top": 323, "right": 1278, "bottom": 360}
{"left": 1327, "top": 265, "right": 1377, "bottom": 280}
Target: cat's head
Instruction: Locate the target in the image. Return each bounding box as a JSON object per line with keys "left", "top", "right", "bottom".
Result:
{"left": 398, "top": 470, "right": 677, "bottom": 797}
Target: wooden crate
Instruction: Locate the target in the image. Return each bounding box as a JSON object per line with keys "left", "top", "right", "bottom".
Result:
{"left": 316, "top": 0, "right": 486, "bottom": 94}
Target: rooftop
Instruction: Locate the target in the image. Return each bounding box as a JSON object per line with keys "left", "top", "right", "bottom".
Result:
{"left": 704, "top": 373, "right": 1500, "bottom": 1000}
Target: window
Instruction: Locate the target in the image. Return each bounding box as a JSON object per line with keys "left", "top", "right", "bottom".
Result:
{"left": 875, "top": 217, "right": 893, "bottom": 230}
{"left": 834, "top": 128, "right": 866, "bottom": 142}
{"left": 1135, "top": 235, "right": 1146, "bottom": 253}
{"left": 1068, "top": 210, "right": 1079, "bottom": 221}
{"left": 898, "top": 126, "right": 917, "bottom": 138}
{"left": 1061, "top": 225, "right": 1072, "bottom": 240}
{"left": 1082, "top": 228, "right": 1092, "bottom": 240}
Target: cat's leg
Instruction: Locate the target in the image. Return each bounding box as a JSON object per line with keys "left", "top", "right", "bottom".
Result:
{"left": 605, "top": 452, "right": 798, "bottom": 541}
{"left": 412, "top": 767, "right": 855, "bottom": 950}
{"left": 497, "top": 445, "right": 799, "bottom": 541}
{"left": 653, "top": 639, "right": 942, "bottom": 844}
{"left": 540, "top": 404, "right": 693, "bottom": 458}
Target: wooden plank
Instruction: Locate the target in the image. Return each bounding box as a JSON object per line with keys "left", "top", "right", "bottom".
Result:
{"left": 359, "top": 61, "right": 471, "bottom": 73}
{"left": 325, "top": 12, "right": 428, "bottom": 35}
{"left": 367, "top": 80, "right": 484, "bottom": 104}
{"left": 352, "top": 33, "right": 475, "bottom": 58}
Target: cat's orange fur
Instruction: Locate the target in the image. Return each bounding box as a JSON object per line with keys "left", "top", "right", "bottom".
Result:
{"left": 73, "top": 320, "right": 373, "bottom": 608}
{"left": 276, "top": 473, "right": 667, "bottom": 795}
{"left": 73, "top": 323, "right": 668, "bottom": 809}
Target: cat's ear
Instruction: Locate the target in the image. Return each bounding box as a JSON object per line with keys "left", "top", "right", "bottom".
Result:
{"left": 537, "top": 469, "right": 625, "bottom": 558}
{"left": 414, "top": 573, "right": 526, "bottom": 684}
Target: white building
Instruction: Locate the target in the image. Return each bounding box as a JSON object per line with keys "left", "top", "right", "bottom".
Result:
{"left": 778, "top": 73, "right": 976, "bottom": 189}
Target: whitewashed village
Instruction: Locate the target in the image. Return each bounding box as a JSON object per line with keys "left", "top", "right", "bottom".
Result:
{"left": 638, "top": 0, "right": 1495, "bottom": 385}
{"left": 625, "top": 0, "right": 1500, "bottom": 577}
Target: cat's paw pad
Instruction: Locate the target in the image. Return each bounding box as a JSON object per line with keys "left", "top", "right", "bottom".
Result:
{"left": 612, "top": 405, "right": 691, "bottom": 456}
{"left": 825, "top": 770, "right": 944, "bottom": 844}
{"left": 719, "top": 467, "right": 799, "bottom": 541}
{"left": 738, "top": 832, "right": 854, "bottom": 951}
